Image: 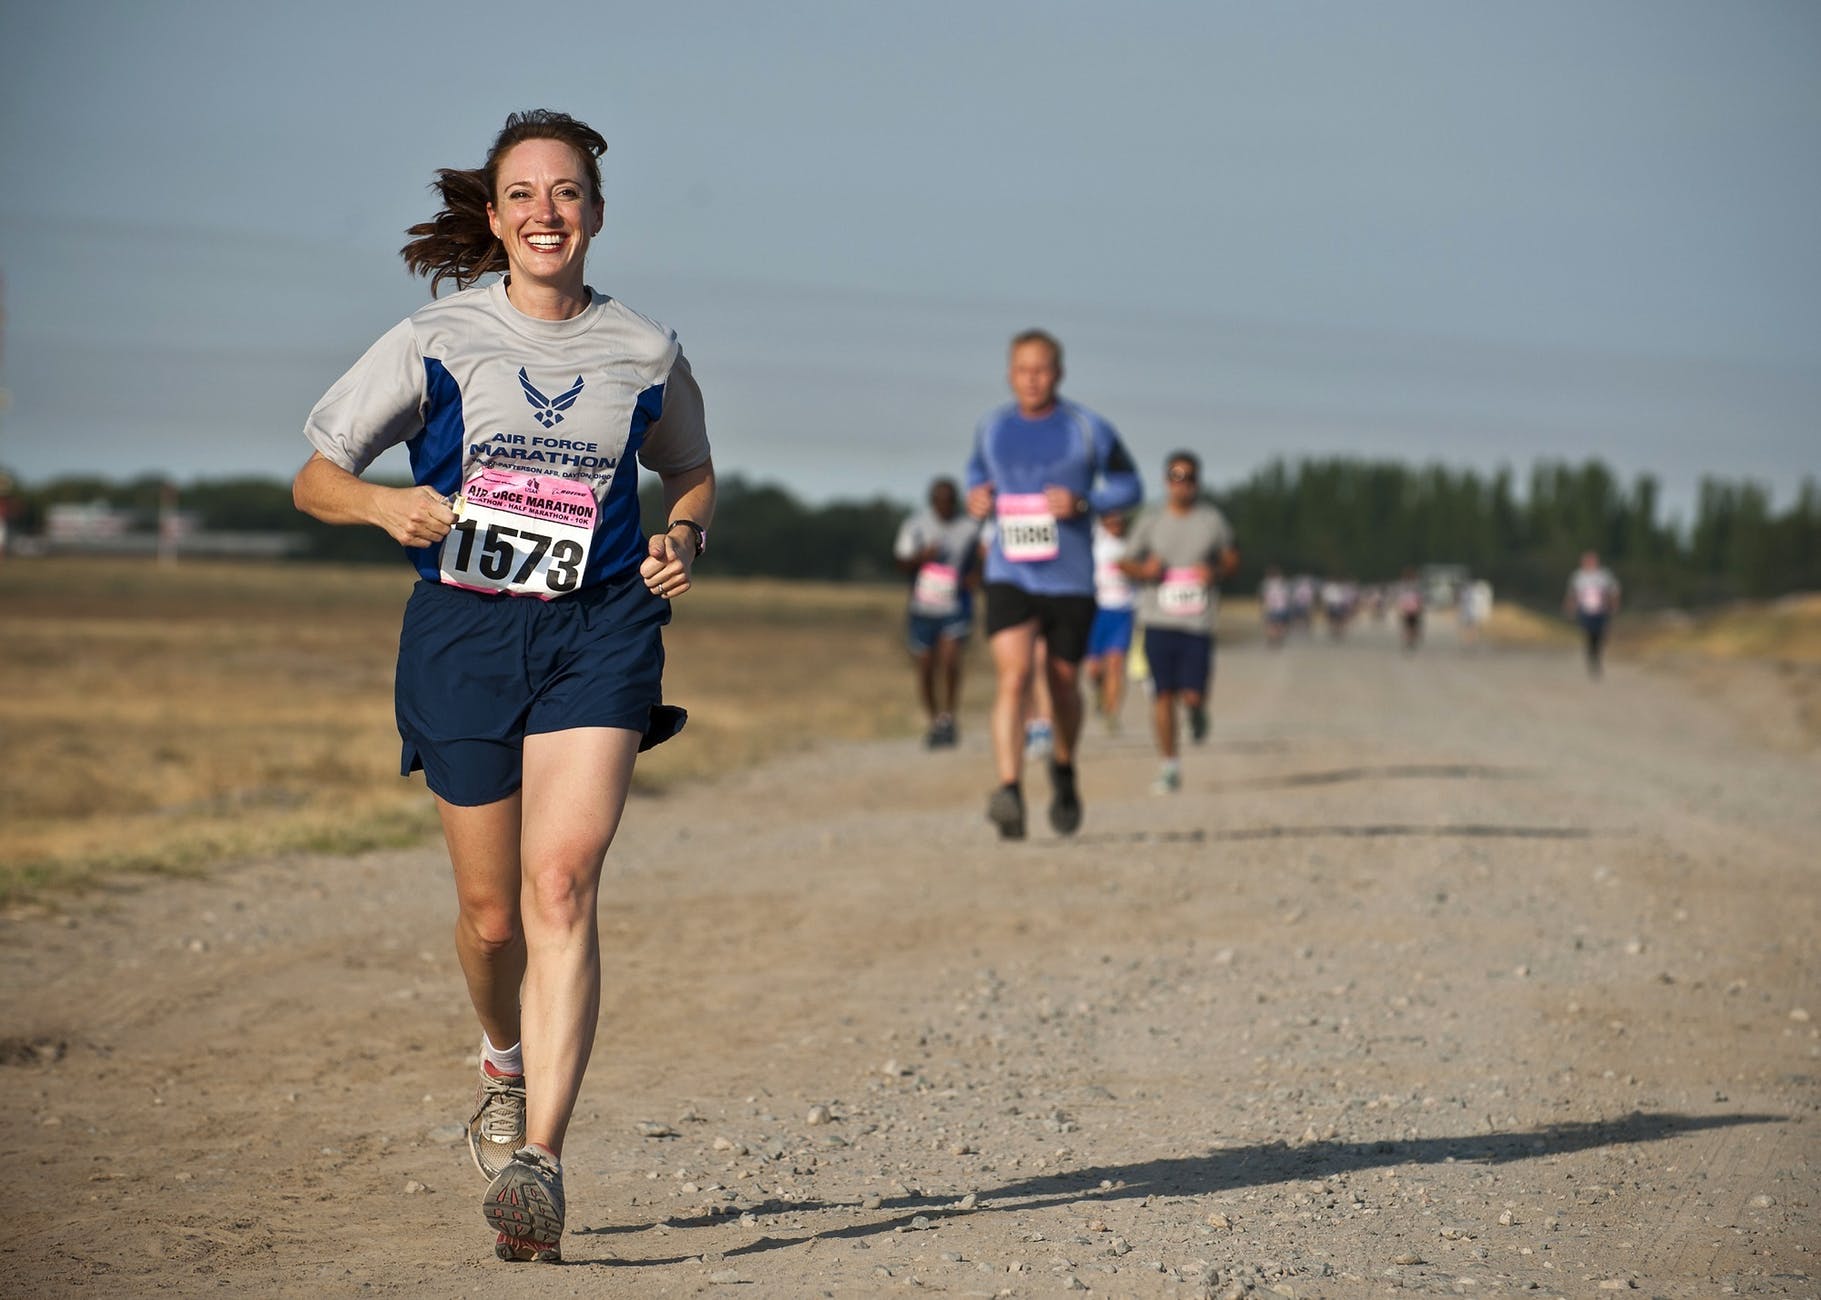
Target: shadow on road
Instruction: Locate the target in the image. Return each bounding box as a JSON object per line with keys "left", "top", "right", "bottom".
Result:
{"left": 1070, "top": 822, "right": 1598, "bottom": 847}
{"left": 1227, "top": 763, "right": 1535, "bottom": 790}
{"left": 570, "top": 1109, "right": 1780, "bottom": 1267}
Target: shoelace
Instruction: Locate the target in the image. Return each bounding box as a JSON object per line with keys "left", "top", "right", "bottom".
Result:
{"left": 472, "top": 1072, "right": 526, "bottom": 1143}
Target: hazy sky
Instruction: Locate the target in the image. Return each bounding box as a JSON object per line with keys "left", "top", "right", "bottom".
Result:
{"left": 2, "top": 1, "right": 1816, "bottom": 519}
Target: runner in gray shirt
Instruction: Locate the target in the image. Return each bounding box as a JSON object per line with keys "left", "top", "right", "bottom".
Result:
{"left": 1122, "top": 451, "right": 1238, "bottom": 794}
{"left": 893, "top": 477, "right": 983, "bottom": 747}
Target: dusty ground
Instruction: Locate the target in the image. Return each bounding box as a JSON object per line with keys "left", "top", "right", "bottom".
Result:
{"left": 3, "top": 616, "right": 1816, "bottom": 1298}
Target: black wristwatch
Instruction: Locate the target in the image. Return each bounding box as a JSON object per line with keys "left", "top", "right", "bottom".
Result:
{"left": 667, "top": 518, "right": 707, "bottom": 559}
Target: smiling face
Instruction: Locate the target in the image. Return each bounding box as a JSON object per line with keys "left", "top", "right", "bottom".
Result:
{"left": 486, "top": 137, "right": 604, "bottom": 300}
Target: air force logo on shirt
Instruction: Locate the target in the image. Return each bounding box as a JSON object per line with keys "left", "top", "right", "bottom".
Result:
{"left": 519, "top": 368, "right": 585, "bottom": 428}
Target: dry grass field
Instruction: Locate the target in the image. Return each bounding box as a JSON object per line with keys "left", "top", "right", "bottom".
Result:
{"left": 0, "top": 559, "right": 929, "bottom": 906}
{"left": 6, "top": 559, "right": 1813, "bottom": 905}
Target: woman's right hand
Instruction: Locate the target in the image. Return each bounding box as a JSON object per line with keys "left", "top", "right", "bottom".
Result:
{"left": 293, "top": 454, "right": 454, "bottom": 548}
{"left": 376, "top": 485, "right": 457, "bottom": 548}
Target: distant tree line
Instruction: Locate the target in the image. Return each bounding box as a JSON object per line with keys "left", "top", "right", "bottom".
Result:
{"left": 1219, "top": 458, "right": 1821, "bottom": 608}
{"left": 5, "top": 459, "right": 1816, "bottom": 608}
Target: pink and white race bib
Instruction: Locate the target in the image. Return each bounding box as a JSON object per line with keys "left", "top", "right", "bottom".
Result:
{"left": 1157, "top": 567, "right": 1211, "bottom": 619}
{"left": 913, "top": 562, "right": 962, "bottom": 616}
{"left": 439, "top": 468, "right": 594, "bottom": 599}
{"left": 996, "top": 493, "right": 1059, "bottom": 562}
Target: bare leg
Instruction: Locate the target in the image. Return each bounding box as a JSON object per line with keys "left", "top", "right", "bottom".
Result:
{"left": 516, "top": 726, "right": 641, "bottom": 1157}
{"left": 935, "top": 635, "right": 965, "bottom": 716}
{"left": 1152, "top": 691, "right": 1180, "bottom": 761}
{"left": 1046, "top": 653, "right": 1083, "bottom": 766}
{"left": 1101, "top": 649, "right": 1127, "bottom": 721}
{"left": 911, "top": 647, "right": 937, "bottom": 721}
{"left": 438, "top": 793, "right": 527, "bottom": 1053}
{"left": 989, "top": 622, "right": 1038, "bottom": 785}
{"left": 1027, "top": 637, "right": 1053, "bottom": 733}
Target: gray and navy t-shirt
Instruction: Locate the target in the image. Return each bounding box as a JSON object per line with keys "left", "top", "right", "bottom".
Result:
{"left": 1126, "top": 503, "right": 1235, "bottom": 635}
{"left": 304, "top": 280, "right": 710, "bottom": 590}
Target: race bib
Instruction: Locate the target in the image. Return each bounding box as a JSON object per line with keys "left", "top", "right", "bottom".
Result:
{"left": 1157, "top": 567, "right": 1211, "bottom": 619}
{"left": 439, "top": 468, "right": 594, "bottom": 599}
{"left": 913, "top": 562, "right": 962, "bottom": 616}
{"left": 1577, "top": 584, "right": 1606, "bottom": 615}
{"left": 1095, "top": 561, "right": 1133, "bottom": 608}
{"left": 996, "top": 493, "right": 1059, "bottom": 562}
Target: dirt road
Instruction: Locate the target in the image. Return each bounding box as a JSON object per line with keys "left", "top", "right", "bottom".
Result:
{"left": 4, "top": 619, "right": 1816, "bottom": 1298}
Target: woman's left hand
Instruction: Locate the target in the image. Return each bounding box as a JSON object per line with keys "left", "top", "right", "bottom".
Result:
{"left": 641, "top": 529, "right": 696, "bottom": 600}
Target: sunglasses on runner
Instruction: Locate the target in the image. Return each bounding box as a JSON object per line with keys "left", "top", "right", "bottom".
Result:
{"left": 1167, "top": 469, "right": 1197, "bottom": 483}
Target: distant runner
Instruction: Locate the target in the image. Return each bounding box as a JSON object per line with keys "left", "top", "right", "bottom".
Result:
{"left": 893, "top": 477, "right": 982, "bottom": 748}
{"left": 1260, "top": 565, "right": 1292, "bottom": 649}
{"left": 1084, "top": 511, "right": 1137, "bottom": 732}
{"left": 1394, "top": 568, "right": 1425, "bottom": 651}
{"left": 1123, "top": 451, "right": 1238, "bottom": 795}
{"left": 1321, "top": 579, "right": 1357, "bottom": 638}
{"left": 1458, "top": 577, "right": 1493, "bottom": 647}
{"left": 966, "top": 329, "right": 1143, "bottom": 839}
{"left": 1564, "top": 551, "right": 1621, "bottom": 677}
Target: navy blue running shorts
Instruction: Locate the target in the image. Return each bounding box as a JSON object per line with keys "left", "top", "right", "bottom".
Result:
{"left": 395, "top": 572, "right": 672, "bottom": 806}
{"left": 907, "top": 607, "right": 973, "bottom": 653}
{"left": 1143, "top": 626, "right": 1215, "bottom": 695}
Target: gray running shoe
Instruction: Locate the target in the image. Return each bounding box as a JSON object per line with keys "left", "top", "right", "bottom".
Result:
{"left": 925, "top": 714, "right": 957, "bottom": 749}
{"left": 484, "top": 1146, "right": 566, "bottom": 1263}
{"left": 987, "top": 785, "right": 1026, "bottom": 840}
{"left": 466, "top": 1067, "right": 527, "bottom": 1181}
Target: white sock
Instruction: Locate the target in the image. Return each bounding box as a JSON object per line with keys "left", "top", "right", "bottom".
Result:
{"left": 482, "top": 1034, "right": 523, "bottom": 1076}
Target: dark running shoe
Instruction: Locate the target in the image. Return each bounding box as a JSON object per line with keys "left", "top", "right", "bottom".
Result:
{"left": 1187, "top": 703, "right": 1209, "bottom": 744}
{"left": 1048, "top": 762, "right": 1082, "bottom": 836}
{"left": 485, "top": 1145, "right": 566, "bottom": 1263}
{"left": 987, "top": 784, "right": 1026, "bottom": 840}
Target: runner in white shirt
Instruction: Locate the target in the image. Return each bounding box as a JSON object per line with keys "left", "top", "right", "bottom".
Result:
{"left": 294, "top": 110, "right": 714, "bottom": 1265}
{"left": 1458, "top": 578, "right": 1493, "bottom": 647}
{"left": 1563, "top": 551, "right": 1622, "bottom": 677}
{"left": 1084, "top": 511, "right": 1137, "bottom": 731}
{"left": 1260, "top": 566, "right": 1291, "bottom": 650}
{"left": 893, "top": 478, "right": 983, "bottom": 747}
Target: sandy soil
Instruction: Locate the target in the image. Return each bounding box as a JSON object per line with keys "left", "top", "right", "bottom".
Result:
{"left": 3, "top": 618, "right": 1816, "bottom": 1298}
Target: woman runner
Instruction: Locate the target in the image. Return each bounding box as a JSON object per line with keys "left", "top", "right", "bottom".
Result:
{"left": 293, "top": 109, "right": 715, "bottom": 1263}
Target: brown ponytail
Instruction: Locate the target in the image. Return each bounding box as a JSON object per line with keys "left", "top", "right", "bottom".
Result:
{"left": 400, "top": 109, "right": 609, "bottom": 296}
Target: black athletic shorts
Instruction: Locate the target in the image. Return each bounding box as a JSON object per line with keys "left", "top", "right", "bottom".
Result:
{"left": 983, "top": 582, "right": 1098, "bottom": 664}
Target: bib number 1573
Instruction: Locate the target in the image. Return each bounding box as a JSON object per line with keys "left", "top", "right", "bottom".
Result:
{"left": 439, "top": 469, "right": 596, "bottom": 599}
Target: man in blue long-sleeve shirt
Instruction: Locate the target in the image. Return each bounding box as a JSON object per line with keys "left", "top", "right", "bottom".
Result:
{"left": 965, "top": 329, "right": 1144, "bottom": 839}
